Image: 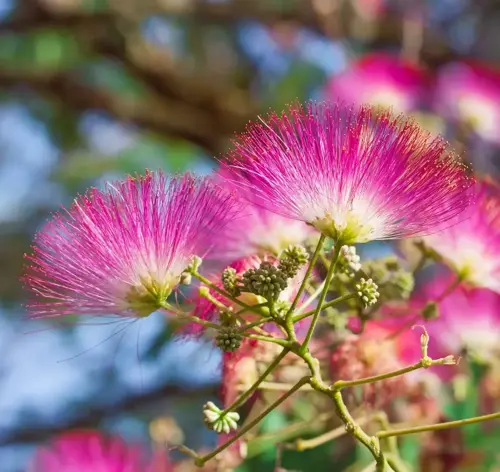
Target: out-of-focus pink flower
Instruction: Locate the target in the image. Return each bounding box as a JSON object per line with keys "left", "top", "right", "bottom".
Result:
{"left": 326, "top": 54, "right": 428, "bottom": 113}
{"left": 211, "top": 170, "right": 313, "bottom": 261}
{"left": 29, "top": 430, "right": 171, "bottom": 472}
{"left": 434, "top": 61, "right": 500, "bottom": 144}
{"left": 23, "top": 171, "right": 239, "bottom": 319}
{"left": 330, "top": 320, "right": 418, "bottom": 404}
{"left": 222, "top": 102, "right": 474, "bottom": 244}
{"left": 423, "top": 181, "right": 500, "bottom": 292}
{"left": 419, "top": 275, "right": 500, "bottom": 364}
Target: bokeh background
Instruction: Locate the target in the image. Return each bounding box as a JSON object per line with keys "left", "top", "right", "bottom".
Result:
{"left": 1, "top": 0, "right": 500, "bottom": 471}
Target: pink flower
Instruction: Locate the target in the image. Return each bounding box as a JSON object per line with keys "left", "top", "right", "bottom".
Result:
{"left": 434, "top": 61, "right": 500, "bottom": 144}
{"left": 28, "top": 430, "right": 171, "bottom": 472}
{"left": 423, "top": 180, "right": 500, "bottom": 292}
{"left": 222, "top": 102, "right": 474, "bottom": 244}
{"left": 419, "top": 275, "right": 500, "bottom": 363}
{"left": 23, "top": 171, "right": 239, "bottom": 319}
{"left": 326, "top": 53, "right": 428, "bottom": 113}
{"left": 211, "top": 170, "right": 313, "bottom": 261}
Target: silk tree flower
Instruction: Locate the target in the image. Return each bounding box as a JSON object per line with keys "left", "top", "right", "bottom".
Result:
{"left": 434, "top": 61, "right": 500, "bottom": 144}
{"left": 326, "top": 53, "right": 428, "bottom": 114}
{"left": 422, "top": 180, "right": 500, "bottom": 292}
{"left": 222, "top": 102, "right": 474, "bottom": 245}
{"left": 211, "top": 170, "right": 314, "bottom": 261}
{"left": 23, "top": 171, "right": 239, "bottom": 319}
{"left": 28, "top": 430, "right": 171, "bottom": 472}
{"left": 418, "top": 274, "right": 500, "bottom": 364}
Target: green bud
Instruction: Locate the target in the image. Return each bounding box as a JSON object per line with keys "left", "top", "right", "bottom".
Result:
{"left": 355, "top": 278, "right": 379, "bottom": 307}
{"left": 203, "top": 402, "right": 240, "bottom": 434}
{"left": 278, "top": 244, "right": 309, "bottom": 279}
{"left": 339, "top": 245, "right": 361, "bottom": 277}
{"left": 242, "top": 261, "right": 288, "bottom": 300}
{"left": 187, "top": 255, "right": 203, "bottom": 273}
{"left": 221, "top": 267, "right": 241, "bottom": 297}
{"left": 385, "top": 270, "right": 415, "bottom": 300}
{"left": 216, "top": 326, "right": 243, "bottom": 352}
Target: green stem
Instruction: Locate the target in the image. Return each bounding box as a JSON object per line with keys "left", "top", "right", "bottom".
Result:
{"left": 286, "top": 234, "right": 326, "bottom": 320}
{"left": 160, "top": 304, "right": 220, "bottom": 329}
{"left": 332, "top": 390, "right": 387, "bottom": 471}
{"left": 223, "top": 348, "right": 290, "bottom": 414}
{"left": 191, "top": 271, "right": 262, "bottom": 314}
{"left": 238, "top": 316, "right": 273, "bottom": 333}
{"left": 333, "top": 356, "right": 454, "bottom": 390}
{"left": 294, "top": 280, "right": 326, "bottom": 315}
{"left": 300, "top": 242, "right": 342, "bottom": 354}
{"left": 243, "top": 333, "right": 292, "bottom": 348}
{"left": 195, "top": 377, "right": 310, "bottom": 467}
{"left": 294, "top": 414, "right": 372, "bottom": 451}
{"left": 376, "top": 411, "right": 500, "bottom": 439}
{"left": 292, "top": 293, "right": 356, "bottom": 323}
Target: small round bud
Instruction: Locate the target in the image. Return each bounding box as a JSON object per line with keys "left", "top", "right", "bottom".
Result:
{"left": 222, "top": 267, "right": 241, "bottom": 297}
{"left": 339, "top": 245, "right": 361, "bottom": 277}
{"left": 242, "top": 261, "right": 288, "bottom": 300}
{"left": 278, "top": 245, "right": 309, "bottom": 279}
{"left": 355, "top": 278, "right": 379, "bottom": 307}
{"left": 203, "top": 402, "right": 240, "bottom": 434}
{"left": 216, "top": 326, "right": 243, "bottom": 352}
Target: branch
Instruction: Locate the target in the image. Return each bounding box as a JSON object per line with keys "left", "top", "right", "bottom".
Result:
{"left": 0, "top": 69, "right": 225, "bottom": 153}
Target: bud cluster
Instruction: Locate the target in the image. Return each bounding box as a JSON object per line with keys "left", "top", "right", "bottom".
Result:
{"left": 203, "top": 402, "right": 240, "bottom": 434}
{"left": 362, "top": 256, "right": 414, "bottom": 301}
{"left": 355, "top": 278, "right": 380, "bottom": 307}
{"left": 339, "top": 245, "right": 361, "bottom": 277}
{"left": 216, "top": 326, "right": 243, "bottom": 352}
{"left": 222, "top": 267, "right": 241, "bottom": 297}
{"left": 242, "top": 261, "right": 288, "bottom": 300}
{"left": 278, "top": 245, "right": 309, "bottom": 279}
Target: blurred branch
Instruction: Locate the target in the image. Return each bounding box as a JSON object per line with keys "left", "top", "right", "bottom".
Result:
{"left": 0, "top": 382, "right": 218, "bottom": 446}
{"left": 0, "top": 69, "right": 229, "bottom": 153}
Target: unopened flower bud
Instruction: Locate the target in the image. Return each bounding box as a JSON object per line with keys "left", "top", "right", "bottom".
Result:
{"left": 216, "top": 326, "right": 243, "bottom": 352}
{"left": 203, "top": 402, "right": 240, "bottom": 434}
{"left": 222, "top": 267, "right": 241, "bottom": 296}
{"left": 187, "top": 255, "right": 203, "bottom": 273}
{"left": 422, "top": 301, "right": 439, "bottom": 320}
{"left": 355, "top": 278, "right": 379, "bottom": 307}
{"left": 278, "top": 244, "right": 309, "bottom": 279}
{"left": 242, "top": 261, "right": 287, "bottom": 300}
{"left": 339, "top": 245, "right": 361, "bottom": 277}
{"left": 442, "top": 355, "right": 458, "bottom": 365}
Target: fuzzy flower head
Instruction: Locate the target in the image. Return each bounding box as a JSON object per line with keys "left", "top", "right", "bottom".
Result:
{"left": 434, "top": 61, "right": 500, "bottom": 144}
{"left": 211, "top": 170, "right": 314, "bottom": 261}
{"left": 423, "top": 181, "right": 500, "bottom": 292}
{"left": 416, "top": 274, "right": 500, "bottom": 364}
{"left": 222, "top": 102, "right": 474, "bottom": 245}
{"left": 28, "top": 430, "right": 171, "bottom": 472}
{"left": 23, "top": 171, "right": 239, "bottom": 319}
{"left": 326, "top": 54, "right": 428, "bottom": 114}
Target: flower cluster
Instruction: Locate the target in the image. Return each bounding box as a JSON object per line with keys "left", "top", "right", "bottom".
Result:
{"left": 24, "top": 99, "right": 499, "bottom": 471}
